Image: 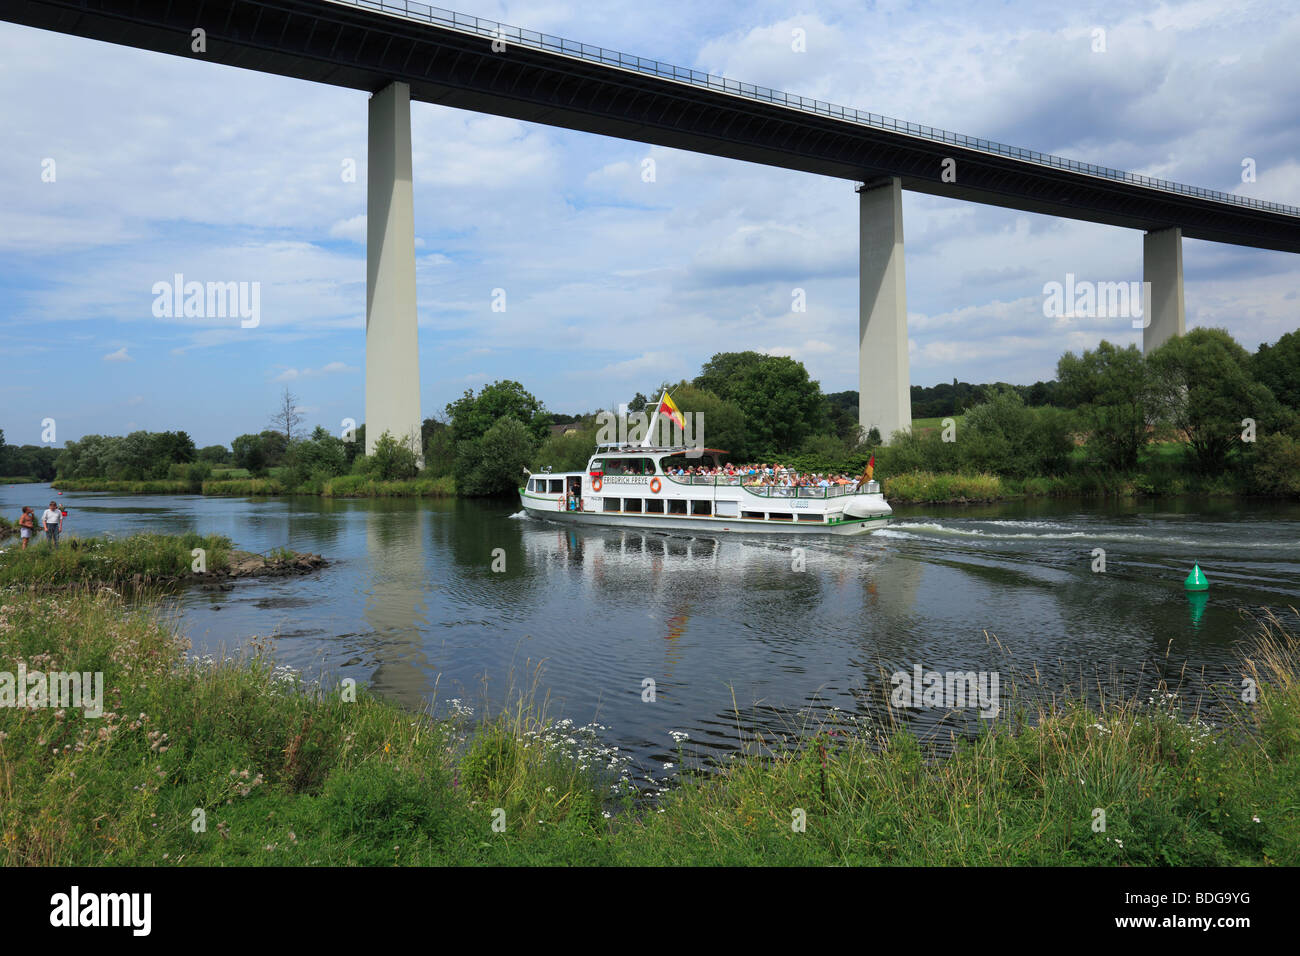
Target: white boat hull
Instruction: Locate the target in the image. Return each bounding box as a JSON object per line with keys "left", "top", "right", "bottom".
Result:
{"left": 519, "top": 493, "right": 889, "bottom": 535}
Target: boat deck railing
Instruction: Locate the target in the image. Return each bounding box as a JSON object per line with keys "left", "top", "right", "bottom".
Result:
{"left": 663, "top": 474, "right": 869, "bottom": 498}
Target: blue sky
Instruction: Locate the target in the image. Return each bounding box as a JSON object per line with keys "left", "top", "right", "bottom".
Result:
{"left": 2, "top": 0, "right": 1298, "bottom": 447}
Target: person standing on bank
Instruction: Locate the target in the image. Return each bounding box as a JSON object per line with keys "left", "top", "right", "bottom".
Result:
{"left": 42, "top": 500, "right": 63, "bottom": 547}
{"left": 17, "top": 506, "right": 36, "bottom": 549}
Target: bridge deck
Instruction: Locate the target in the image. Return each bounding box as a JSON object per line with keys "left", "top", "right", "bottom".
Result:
{"left": 4, "top": 0, "right": 1298, "bottom": 252}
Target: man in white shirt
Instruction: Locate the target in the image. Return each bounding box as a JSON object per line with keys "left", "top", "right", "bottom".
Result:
{"left": 41, "top": 501, "right": 62, "bottom": 547}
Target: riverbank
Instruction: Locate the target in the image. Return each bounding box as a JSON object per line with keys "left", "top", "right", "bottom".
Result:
{"left": 878, "top": 469, "right": 1260, "bottom": 504}
{"left": 50, "top": 475, "right": 456, "bottom": 498}
{"left": 0, "top": 533, "right": 324, "bottom": 590}
{"left": 1, "top": 590, "right": 1294, "bottom": 866}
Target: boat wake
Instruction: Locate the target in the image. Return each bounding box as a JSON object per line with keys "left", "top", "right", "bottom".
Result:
{"left": 880, "top": 521, "right": 1276, "bottom": 549}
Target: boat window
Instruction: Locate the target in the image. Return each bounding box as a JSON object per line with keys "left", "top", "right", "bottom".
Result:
{"left": 690, "top": 500, "right": 712, "bottom": 516}
{"left": 742, "top": 511, "right": 764, "bottom": 520}
{"left": 604, "top": 458, "right": 655, "bottom": 476}
{"left": 549, "top": 479, "right": 563, "bottom": 494}
{"left": 589, "top": 459, "right": 603, "bottom": 472}
{"left": 715, "top": 500, "right": 738, "bottom": 518}
{"left": 667, "top": 499, "right": 688, "bottom": 515}
{"left": 768, "top": 512, "right": 792, "bottom": 521}
{"left": 603, "top": 498, "right": 621, "bottom": 512}
{"left": 798, "top": 514, "right": 824, "bottom": 522}
{"left": 646, "top": 499, "right": 665, "bottom": 514}
{"left": 624, "top": 498, "right": 643, "bottom": 513}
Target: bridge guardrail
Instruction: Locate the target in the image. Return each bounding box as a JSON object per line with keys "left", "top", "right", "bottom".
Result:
{"left": 335, "top": 0, "right": 1300, "bottom": 219}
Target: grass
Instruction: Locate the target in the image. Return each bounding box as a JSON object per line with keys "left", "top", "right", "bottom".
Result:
{"left": 0, "top": 533, "right": 232, "bottom": 589}
{"left": 1, "top": 591, "right": 1296, "bottom": 866}
{"left": 52, "top": 478, "right": 200, "bottom": 495}
{"left": 910, "top": 414, "right": 965, "bottom": 433}
{"left": 0, "top": 477, "right": 41, "bottom": 485}
{"left": 882, "top": 471, "right": 1005, "bottom": 503}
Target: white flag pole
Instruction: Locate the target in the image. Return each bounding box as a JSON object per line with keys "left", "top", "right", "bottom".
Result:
{"left": 640, "top": 392, "right": 665, "bottom": 447}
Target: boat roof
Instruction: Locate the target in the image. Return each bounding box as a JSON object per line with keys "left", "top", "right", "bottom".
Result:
{"left": 592, "top": 444, "right": 730, "bottom": 455}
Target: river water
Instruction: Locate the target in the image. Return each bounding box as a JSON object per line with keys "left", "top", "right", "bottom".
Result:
{"left": 3, "top": 483, "right": 1297, "bottom": 784}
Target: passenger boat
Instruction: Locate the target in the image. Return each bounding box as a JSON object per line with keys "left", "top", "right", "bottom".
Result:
{"left": 519, "top": 441, "right": 892, "bottom": 536}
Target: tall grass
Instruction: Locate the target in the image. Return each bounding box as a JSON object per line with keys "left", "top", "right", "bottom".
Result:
{"left": 52, "top": 478, "right": 200, "bottom": 494}
{"left": 0, "top": 533, "right": 231, "bottom": 589}
{"left": 882, "top": 471, "right": 1004, "bottom": 503}
{"left": 1, "top": 591, "right": 1296, "bottom": 865}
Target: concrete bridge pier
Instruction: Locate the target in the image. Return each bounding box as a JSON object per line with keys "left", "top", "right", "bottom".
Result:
{"left": 858, "top": 177, "right": 912, "bottom": 442}
{"left": 1142, "top": 226, "right": 1185, "bottom": 353}
{"left": 366, "top": 80, "right": 423, "bottom": 462}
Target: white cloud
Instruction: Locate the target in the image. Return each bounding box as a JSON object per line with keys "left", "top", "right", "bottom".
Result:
{"left": 103, "top": 346, "right": 132, "bottom": 362}
{"left": 271, "top": 361, "right": 357, "bottom": 383}
{"left": 328, "top": 215, "right": 366, "bottom": 242}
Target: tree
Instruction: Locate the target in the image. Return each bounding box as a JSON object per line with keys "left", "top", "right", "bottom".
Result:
{"left": 1149, "top": 328, "right": 1281, "bottom": 473}
{"left": 960, "top": 386, "right": 1073, "bottom": 477}
{"left": 445, "top": 381, "right": 549, "bottom": 445}
{"left": 693, "top": 351, "right": 768, "bottom": 404}
{"left": 533, "top": 421, "right": 599, "bottom": 472}
{"left": 287, "top": 426, "right": 349, "bottom": 482}
{"left": 366, "top": 430, "right": 420, "bottom": 481}
{"left": 231, "top": 430, "right": 288, "bottom": 475}
{"left": 1057, "top": 341, "right": 1151, "bottom": 470}
{"left": 269, "top": 387, "right": 305, "bottom": 443}
{"left": 728, "top": 355, "right": 826, "bottom": 457}
{"left": 1253, "top": 330, "right": 1300, "bottom": 411}
{"left": 650, "top": 382, "right": 748, "bottom": 459}
{"left": 198, "top": 444, "right": 231, "bottom": 465}
{"left": 423, "top": 419, "right": 455, "bottom": 478}
{"left": 824, "top": 390, "right": 860, "bottom": 443}
{"left": 456, "top": 417, "right": 536, "bottom": 496}
{"left": 1248, "top": 433, "right": 1300, "bottom": 496}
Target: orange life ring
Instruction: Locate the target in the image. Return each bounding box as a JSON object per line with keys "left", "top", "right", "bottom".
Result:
{"left": 592, "top": 476, "right": 602, "bottom": 492}
{"left": 649, "top": 477, "right": 661, "bottom": 493}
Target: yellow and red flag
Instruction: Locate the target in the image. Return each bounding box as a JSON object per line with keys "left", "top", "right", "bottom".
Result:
{"left": 862, "top": 455, "right": 875, "bottom": 483}
{"left": 659, "top": 391, "right": 685, "bottom": 431}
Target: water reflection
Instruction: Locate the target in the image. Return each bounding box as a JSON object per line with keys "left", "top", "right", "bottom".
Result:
{"left": 362, "top": 505, "right": 434, "bottom": 707}
{"left": 3, "top": 482, "right": 1295, "bottom": 781}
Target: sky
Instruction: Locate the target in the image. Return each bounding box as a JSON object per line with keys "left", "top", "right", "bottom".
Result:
{"left": 1, "top": 0, "right": 1297, "bottom": 448}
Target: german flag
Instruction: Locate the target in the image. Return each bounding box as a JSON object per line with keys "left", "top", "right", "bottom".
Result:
{"left": 659, "top": 391, "right": 685, "bottom": 431}
{"left": 860, "top": 454, "right": 875, "bottom": 484}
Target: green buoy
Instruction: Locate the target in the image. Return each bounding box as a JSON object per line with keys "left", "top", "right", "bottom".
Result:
{"left": 1184, "top": 562, "right": 1209, "bottom": 591}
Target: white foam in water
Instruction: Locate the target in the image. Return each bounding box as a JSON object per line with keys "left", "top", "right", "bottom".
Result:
{"left": 884, "top": 521, "right": 1274, "bottom": 548}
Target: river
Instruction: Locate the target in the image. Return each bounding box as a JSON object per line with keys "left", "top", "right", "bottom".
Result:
{"left": 3, "top": 483, "right": 1297, "bottom": 786}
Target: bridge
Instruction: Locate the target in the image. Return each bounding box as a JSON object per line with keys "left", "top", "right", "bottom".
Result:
{"left": 5, "top": 0, "right": 1298, "bottom": 448}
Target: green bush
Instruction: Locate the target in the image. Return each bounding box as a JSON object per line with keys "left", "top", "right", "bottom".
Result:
{"left": 1249, "top": 433, "right": 1300, "bottom": 496}
{"left": 456, "top": 418, "right": 537, "bottom": 496}
{"left": 959, "top": 388, "right": 1074, "bottom": 478}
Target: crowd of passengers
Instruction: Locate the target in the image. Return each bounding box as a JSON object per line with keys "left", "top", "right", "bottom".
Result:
{"left": 604, "top": 458, "right": 864, "bottom": 489}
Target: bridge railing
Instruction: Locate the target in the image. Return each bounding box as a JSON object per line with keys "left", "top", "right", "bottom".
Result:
{"left": 335, "top": 0, "right": 1300, "bottom": 219}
